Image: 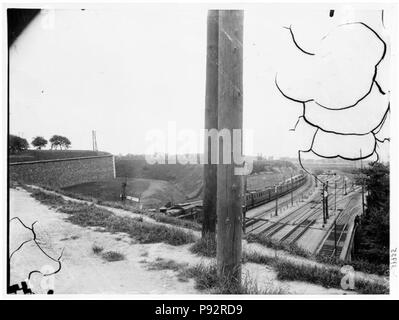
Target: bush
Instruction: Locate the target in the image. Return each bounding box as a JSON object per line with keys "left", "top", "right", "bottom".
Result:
{"left": 101, "top": 251, "right": 125, "bottom": 262}
{"left": 190, "top": 235, "right": 217, "bottom": 257}
{"left": 92, "top": 244, "right": 104, "bottom": 254}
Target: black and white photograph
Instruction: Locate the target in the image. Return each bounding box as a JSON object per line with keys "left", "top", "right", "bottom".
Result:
{"left": 2, "top": 1, "right": 398, "bottom": 300}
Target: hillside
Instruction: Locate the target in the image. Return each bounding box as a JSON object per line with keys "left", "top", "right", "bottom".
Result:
{"left": 115, "top": 158, "right": 203, "bottom": 201}
{"left": 115, "top": 156, "right": 300, "bottom": 203}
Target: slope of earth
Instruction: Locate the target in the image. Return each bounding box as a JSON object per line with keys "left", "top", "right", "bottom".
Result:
{"left": 62, "top": 177, "right": 186, "bottom": 208}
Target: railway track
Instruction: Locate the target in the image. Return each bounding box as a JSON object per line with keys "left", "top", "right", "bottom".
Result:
{"left": 317, "top": 194, "right": 361, "bottom": 259}
{"left": 245, "top": 174, "right": 356, "bottom": 243}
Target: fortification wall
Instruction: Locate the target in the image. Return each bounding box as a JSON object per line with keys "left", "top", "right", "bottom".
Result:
{"left": 9, "top": 155, "right": 115, "bottom": 188}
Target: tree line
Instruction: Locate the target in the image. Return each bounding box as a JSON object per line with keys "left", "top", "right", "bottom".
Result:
{"left": 9, "top": 134, "right": 71, "bottom": 153}
{"left": 354, "top": 162, "right": 389, "bottom": 267}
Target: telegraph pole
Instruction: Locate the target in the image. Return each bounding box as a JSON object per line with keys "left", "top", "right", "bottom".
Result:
{"left": 334, "top": 219, "right": 337, "bottom": 258}
{"left": 216, "top": 10, "right": 243, "bottom": 288}
{"left": 334, "top": 180, "right": 337, "bottom": 213}
{"left": 325, "top": 181, "right": 329, "bottom": 220}
{"left": 322, "top": 183, "right": 326, "bottom": 225}
{"left": 290, "top": 173, "right": 294, "bottom": 206}
{"left": 360, "top": 149, "right": 365, "bottom": 216}
{"left": 275, "top": 185, "right": 279, "bottom": 216}
{"left": 203, "top": 10, "right": 219, "bottom": 239}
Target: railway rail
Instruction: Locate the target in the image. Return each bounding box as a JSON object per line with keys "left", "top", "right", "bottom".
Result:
{"left": 317, "top": 193, "right": 361, "bottom": 259}
{"left": 246, "top": 179, "right": 357, "bottom": 249}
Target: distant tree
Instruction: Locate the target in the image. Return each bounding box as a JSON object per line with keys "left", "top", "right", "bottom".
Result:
{"left": 49, "top": 135, "right": 71, "bottom": 150}
{"left": 31, "top": 136, "right": 48, "bottom": 150}
{"left": 9, "top": 134, "right": 29, "bottom": 154}
{"left": 60, "top": 136, "right": 71, "bottom": 149}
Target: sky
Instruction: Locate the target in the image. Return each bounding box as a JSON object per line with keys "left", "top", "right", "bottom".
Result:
{"left": 9, "top": 3, "right": 392, "bottom": 161}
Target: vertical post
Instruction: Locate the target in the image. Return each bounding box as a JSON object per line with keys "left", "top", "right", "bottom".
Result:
{"left": 322, "top": 183, "right": 326, "bottom": 225}
{"left": 290, "top": 173, "right": 293, "bottom": 206}
{"left": 360, "top": 149, "right": 365, "bottom": 216}
{"left": 202, "top": 10, "right": 219, "bottom": 239}
{"left": 326, "top": 181, "right": 329, "bottom": 219}
{"left": 334, "top": 181, "right": 337, "bottom": 213}
{"left": 275, "top": 186, "right": 279, "bottom": 216}
{"left": 334, "top": 220, "right": 337, "bottom": 257}
{"left": 242, "top": 174, "right": 247, "bottom": 233}
{"left": 216, "top": 10, "right": 244, "bottom": 288}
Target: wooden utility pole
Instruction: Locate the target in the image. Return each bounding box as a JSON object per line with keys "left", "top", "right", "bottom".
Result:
{"left": 216, "top": 10, "right": 244, "bottom": 288}
{"left": 360, "top": 149, "right": 365, "bottom": 216}
{"left": 203, "top": 10, "right": 219, "bottom": 239}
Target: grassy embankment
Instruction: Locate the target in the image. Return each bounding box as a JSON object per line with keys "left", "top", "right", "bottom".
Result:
{"left": 28, "top": 188, "right": 195, "bottom": 246}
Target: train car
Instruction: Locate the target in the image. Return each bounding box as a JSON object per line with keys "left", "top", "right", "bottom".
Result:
{"left": 244, "top": 173, "right": 307, "bottom": 210}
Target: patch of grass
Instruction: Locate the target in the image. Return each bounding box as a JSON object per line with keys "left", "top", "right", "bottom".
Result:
{"left": 148, "top": 212, "right": 201, "bottom": 231}
{"left": 29, "top": 189, "right": 66, "bottom": 208}
{"left": 28, "top": 188, "right": 195, "bottom": 246}
{"left": 246, "top": 233, "right": 311, "bottom": 258}
{"left": 147, "top": 258, "right": 192, "bottom": 282}
{"left": 190, "top": 235, "right": 216, "bottom": 257}
{"left": 58, "top": 202, "right": 195, "bottom": 246}
{"left": 92, "top": 244, "right": 104, "bottom": 254}
{"left": 59, "top": 203, "right": 195, "bottom": 246}
{"left": 242, "top": 250, "right": 275, "bottom": 266}
{"left": 355, "top": 278, "right": 389, "bottom": 294}
{"left": 184, "top": 263, "right": 284, "bottom": 294}
{"left": 34, "top": 184, "right": 201, "bottom": 232}
{"left": 147, "top": 258, "right": 188, "bottom": 272}
{"left": 275, "top": 260, "right": 341, "bottom": 288}
{"left": 315, "top": 255, "right": 389, "bottom": 277}
{"left": 101, "top": 251, "right": 125, "bottom": 262}
{"left": 274, "top": 260, "right": 388, "bottom": 294}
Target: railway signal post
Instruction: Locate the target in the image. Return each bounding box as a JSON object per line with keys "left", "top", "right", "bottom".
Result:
{"left": 216, "top": 10, "right": 244, "bottom": 288}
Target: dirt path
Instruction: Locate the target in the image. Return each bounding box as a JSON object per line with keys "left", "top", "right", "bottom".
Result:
{"left": 9, "top": 188, "right": 199, "bottom": 294}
